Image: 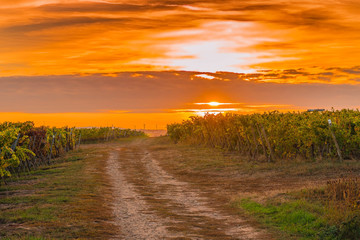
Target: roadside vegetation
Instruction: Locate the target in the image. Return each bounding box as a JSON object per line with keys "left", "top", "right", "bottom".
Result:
{"left": 0, "top": 121, "right": 145, "bottom": 185}
{"left": 0, "top": 146, "right": 116, "bottom": 239}
{"left": 167, "top": 110, "right": 360, "bottom": 162}
{"left": 165, "top": 110, "right": 360, "bottom": 240}
{"left": 232, "top": 177, "right": 360, "bottom": 240}
{"left": 0, "top": 121, "right": 144, "bottom": 239}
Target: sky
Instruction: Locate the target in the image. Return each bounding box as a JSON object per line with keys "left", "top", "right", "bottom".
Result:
{"left": 0, "top": 0, "right": 360, "bottom": 128}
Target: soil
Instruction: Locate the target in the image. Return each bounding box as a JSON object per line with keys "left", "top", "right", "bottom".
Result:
{"left": 97, "top": 140, "right": 272, "bottom": 240}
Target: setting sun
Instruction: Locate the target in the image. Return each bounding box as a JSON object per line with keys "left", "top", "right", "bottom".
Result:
{"left": 195, "top": 102, "right": 234, "bottom": 107}
{"left": 209, "top": 102, "right": 220, "bottom": 107}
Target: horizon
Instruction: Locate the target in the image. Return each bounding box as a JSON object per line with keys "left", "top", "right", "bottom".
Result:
{"left": 1, "top": 107, "right": 357, "bottom": 130}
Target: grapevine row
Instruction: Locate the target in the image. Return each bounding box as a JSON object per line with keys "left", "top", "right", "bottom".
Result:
{"left": 167, "top": 110, "right": 360, "bottom": 162}
{"left": 0, "top": 122, "right": 145, "bottom": 183}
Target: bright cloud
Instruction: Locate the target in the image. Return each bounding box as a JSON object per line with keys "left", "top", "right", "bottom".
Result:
{"left": 0, "top": 1, "right": 359, "bottom": 76}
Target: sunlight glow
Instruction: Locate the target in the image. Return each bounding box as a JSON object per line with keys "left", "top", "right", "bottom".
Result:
{"left": 195, "top": 102, "right": 234, "bottom": 107}
{"left": 194, "top": 74, "right": 216, "bottom": 80}
{"left": 181, "top": 5, "right": 211, "bottom": 11}
{"left": 174, "top": 108, "right": 253, "bottom": 117}
{"left": 166, "top": 40, "right": 254, "bottom": 73}
{"left": 147, "top": 21, "right": 272, "bottom": 73}
{"left": 208, "top": 102, "right": 220, "bottom": 107}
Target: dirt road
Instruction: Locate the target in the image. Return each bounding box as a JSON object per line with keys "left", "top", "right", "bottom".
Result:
{"left": 104, "top": 141, "right": 270, "bottom": 239}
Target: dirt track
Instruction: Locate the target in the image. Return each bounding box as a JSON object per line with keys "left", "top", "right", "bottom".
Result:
{"left": 104, "top": 141, "right": 270, "bottom": 240}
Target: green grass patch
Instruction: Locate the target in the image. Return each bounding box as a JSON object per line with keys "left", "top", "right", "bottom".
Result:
{"left": 237, "top": 199, "right": 326, "bottom": 238}
{"left": 232, "top": 197, "right": 360, "bottom": 240}
{"left": 3, "top": 205, "right": 58, "bottom": 223}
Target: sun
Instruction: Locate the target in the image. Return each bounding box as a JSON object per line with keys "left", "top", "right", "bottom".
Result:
{"left": 208, "top": 101, "right": 220, "bottom": 107}
{"left": 194, "top": 102, "right": 232, "bottom": 107}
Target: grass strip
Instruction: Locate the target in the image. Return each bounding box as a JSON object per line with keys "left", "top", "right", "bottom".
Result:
{"left": 0, "top": 147, "right": 115, "bottom": 239}
{"left": 231, "top": 197, "right": 360, "bottom": 240}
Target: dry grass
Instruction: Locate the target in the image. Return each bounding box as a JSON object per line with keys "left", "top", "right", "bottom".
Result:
{"left": 0, "top": 146, "right": 117, "bottom": 239}
{"left": 326, "top": 177, "right": 360, "bottom": 209}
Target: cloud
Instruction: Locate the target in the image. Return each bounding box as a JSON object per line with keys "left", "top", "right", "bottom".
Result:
{"left": 339, "top": 67, "right": 360, "bottom": 75}
{"left": 0, "top": 71, "right": 359, "bottom": 113}
{"left": 4, "top": 17, "right": 127, "bottom": 33}
{"left": 0, "top": 1, "right": 359, "bottom": 76}
{"left": 39, "top": 2, "right": 174, "bottom": 13}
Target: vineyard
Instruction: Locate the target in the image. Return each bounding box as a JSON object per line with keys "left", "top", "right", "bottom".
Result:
{"left": 76, "top": 127, "right": 145, "bottom": 143}
{"left": 0, "top": 122, "right": 145, "bottom": 183}
{"left": 167, "top": 110, "right": 360, "bottom": 162}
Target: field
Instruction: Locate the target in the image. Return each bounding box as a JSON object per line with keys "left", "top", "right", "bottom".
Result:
{"left": 1, "top": 112, "right": 360, "bottom": 239}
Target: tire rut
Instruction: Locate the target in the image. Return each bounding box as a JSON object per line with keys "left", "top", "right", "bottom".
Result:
{"left": 106, "top": 145, "right": 270, "bottom": 239}
{"left": 106, "top": 149, "right": 179, "bottom": 240}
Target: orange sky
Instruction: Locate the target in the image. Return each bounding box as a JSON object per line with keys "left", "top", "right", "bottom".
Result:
{"left": 1, "top": 0, "right": 360, "bottom": 128}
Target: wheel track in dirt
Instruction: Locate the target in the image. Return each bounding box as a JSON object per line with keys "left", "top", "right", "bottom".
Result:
{"left": 105, "top": 143, "right": 271, "bottom": 240}
{"left": 106, "top": 149, "right": 177, "bottom": 240}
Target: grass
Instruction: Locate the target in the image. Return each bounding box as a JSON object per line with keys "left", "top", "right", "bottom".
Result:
{"left": 3, "top": 205, "right": 58, "bottom": 223}
{"left": 230, "top": 176, "right": 360, "bottom": 240}
{"left": 148, "top": 137, "right": 360, "bottom": 177}
{"left": 0, "top": 146, "right": 116, "bottom": 239}
{"left": 231, "top": 198, "right": 330, "bottom": 239}
{"left": 231, "top": 195, "right": 360, "bottom": 240}
{"left": 147, "top": 137, "right": 360, "bottom": 240}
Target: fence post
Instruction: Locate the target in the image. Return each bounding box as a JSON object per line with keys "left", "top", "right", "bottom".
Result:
{"left": 256, "top": 124, "right": 268, "bottom": 161}
{"left": 30, "top": 136, "right": 38, "bottom": 169}
{"left": 251, "top": 126, "right": 259, "bottom": 160}
{"left": 11, "top": 133, "right": 21, "bottom": 151}
{"left": 328, "top": 119, "right": 343, "bottom": 162}
{"left": 9, "top": 133, "right": 22, "bottom": 178}
{"left": 77, "top": 133, "right": 81, "bottom": 149}
{"left": 48, "top": 134, "right": 55, "bottom": 164}
{"left": 260, "top": 123, "right": 275, "bottom": 162}
{"left": 69, "top": 128, "right": 73, "bottom": 150}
